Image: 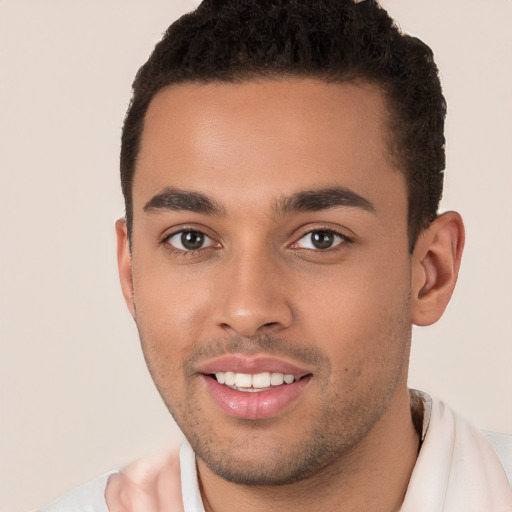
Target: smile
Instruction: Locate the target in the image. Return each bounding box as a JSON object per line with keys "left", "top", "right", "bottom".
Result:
{"left": 198, "top": 354, "right": 313, "bottom": 419}
{"left": 214, "top": 371, "right": 297, "bottom": 392}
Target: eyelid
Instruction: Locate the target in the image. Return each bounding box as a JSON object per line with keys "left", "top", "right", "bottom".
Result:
{"left": 289, "top": 226, "right": 353, "bottom": 250}
{"left": 167, "top": 231, "right": 214, "bottom": 251}
{"left": 162, "top": 225, "right": 221, "bottom": 252}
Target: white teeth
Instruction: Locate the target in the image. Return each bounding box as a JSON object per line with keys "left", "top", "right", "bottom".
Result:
{"left": 214, "top": 371, "right": 296, "bottom": 389}
{"left": 252, "top": 372, "right": 271, "bottom": 388}
{"left": 224, "top": 371, "right": 236, "bottom": 386}
{"left": 235, "top": 373, "right": 252, "bottom": 388}
{"left": 270, "top": 373, "right": 284, "bottom": 386}
{"left": 284, "top": 374, "right": 294, "bottom": 384}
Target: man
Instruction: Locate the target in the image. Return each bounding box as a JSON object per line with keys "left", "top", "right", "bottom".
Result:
{"left": 39, "top": 0, "right": 512, "bottom": 511}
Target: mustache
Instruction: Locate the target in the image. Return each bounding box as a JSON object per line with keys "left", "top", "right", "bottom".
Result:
{"left": 182, "top": 333, "right": 331, "bottom": 374}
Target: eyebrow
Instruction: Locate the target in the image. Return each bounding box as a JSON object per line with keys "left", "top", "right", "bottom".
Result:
{"left": 144, "top": 188, "right": 225, "bottom": 216}
{"left": 143, "top": 185, "right": 375, "bottom": 217}
{"left": 276, "top": 187, "right": 375, "bottom": 215}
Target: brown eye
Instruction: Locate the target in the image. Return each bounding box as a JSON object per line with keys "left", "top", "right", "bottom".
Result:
{"left": 166, "top": 230, "right": 214, "bottom": 251}
{"left": 296, "top": 230, "right": 344, "bottom": 250}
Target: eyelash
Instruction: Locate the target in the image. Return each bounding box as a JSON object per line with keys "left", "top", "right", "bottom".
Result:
{"left": 162, "top": 227, "right": 219, "bottom": 258}
{"left": 291, "top": 227, "right": 353, "bottom": 251}
{"left": 161, "top": 226, "right": 352, "bottom": 258}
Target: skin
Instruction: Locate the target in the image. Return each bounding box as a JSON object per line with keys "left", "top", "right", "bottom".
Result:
{"left": 114, "top": 78, "right": 464, "bottom": 512}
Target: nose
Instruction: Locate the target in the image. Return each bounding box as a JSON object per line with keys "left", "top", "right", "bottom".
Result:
{"left": 213, "top": 248, "right": 293, "bottom": 338}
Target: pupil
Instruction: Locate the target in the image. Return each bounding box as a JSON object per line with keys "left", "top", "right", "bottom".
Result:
{"left": 181, "top": 231, "right": 204, "bottom": 250}
{"left": 312, "top": 231, "right": 333, "bottom": 249}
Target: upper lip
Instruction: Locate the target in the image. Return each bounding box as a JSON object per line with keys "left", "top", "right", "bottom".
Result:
{"left": 196, "top": 354, "right": 312, "bottom": 378}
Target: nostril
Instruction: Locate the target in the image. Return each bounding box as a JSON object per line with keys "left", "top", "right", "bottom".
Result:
{"left": 215, "top": 298, "right": 293, "bottom": 338}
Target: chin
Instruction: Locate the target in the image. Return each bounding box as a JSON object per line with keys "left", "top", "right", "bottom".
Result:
{"left": 186, "top": 417, "right": 371, "bottom": 487}
{"left": 196, "top": 444, "right": 331, "bottom": 486}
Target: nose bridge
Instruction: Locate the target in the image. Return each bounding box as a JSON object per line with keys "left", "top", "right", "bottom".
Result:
{"left": 214, "top": 242, "right": 292, "bottom": 337}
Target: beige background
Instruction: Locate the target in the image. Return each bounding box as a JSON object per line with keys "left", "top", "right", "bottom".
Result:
{"left": 1, "top": 1, "right": 511, "bottom": 511}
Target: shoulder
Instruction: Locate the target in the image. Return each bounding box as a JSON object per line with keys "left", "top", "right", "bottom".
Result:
{"left": 483, "top": 430, "right": 512, "bottom": 485}
{"left": 403, "top": 391, "right": 512, "bottom": 510}
{"left": 37, "top": 471, "right": 117, "bottom": 512}
{"left": 38, "top": 448, "right": 185, "bottom": 512}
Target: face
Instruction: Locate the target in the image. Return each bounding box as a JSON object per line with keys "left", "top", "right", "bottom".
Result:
{"left": 119, "top": 79, "right": 414, "bottom": 485}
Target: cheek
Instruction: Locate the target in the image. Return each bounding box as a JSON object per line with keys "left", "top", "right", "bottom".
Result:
{"left": 132, "top": 255, "right": 214, "bottom": 336}
{"left": 298, "top": 249, "right": 412, "bottom": 368}
{"left": 129, "top": 261, "right": 219, "bottom": 393}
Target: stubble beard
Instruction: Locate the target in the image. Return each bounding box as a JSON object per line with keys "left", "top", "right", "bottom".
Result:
{"left": 186, "top": 391, "right": 394, "bottom": 487}
{"left": 139, "top": 328, "right": 409, "bottom": 488}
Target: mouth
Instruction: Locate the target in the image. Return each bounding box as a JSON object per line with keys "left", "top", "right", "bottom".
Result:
{"left": 210, "top": 371, "right": 304, "bottom": 392}
{"left": 198, "top": 355, "right": 313, "bottom": 420}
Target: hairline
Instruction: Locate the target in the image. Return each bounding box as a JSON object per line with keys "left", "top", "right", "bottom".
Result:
{"left": 126, "top": 73, "right": 416, "bottom": 235}
{"left": 139, "top": 74, "right": 399, "bottom": 175}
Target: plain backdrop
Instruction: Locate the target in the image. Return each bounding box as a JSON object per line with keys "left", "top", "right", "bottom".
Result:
{"left": 1, "top": 1, "right": 511, "bottom": 511}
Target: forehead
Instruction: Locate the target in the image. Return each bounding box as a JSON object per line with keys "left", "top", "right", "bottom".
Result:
{"left": 133, "top": 78, "right": 405, "bottom": 218}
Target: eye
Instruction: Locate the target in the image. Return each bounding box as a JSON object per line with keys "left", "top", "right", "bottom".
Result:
{"left": 294, "top": 230, "right": 346, "bottom": 250}
{"left": 165, "top": 230, "right": 216, "bottom": 251}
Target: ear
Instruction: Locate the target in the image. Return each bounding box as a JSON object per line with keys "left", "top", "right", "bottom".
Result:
{"left": 411, "top": 211, "right": 465, "bottom": 326}
{"left": 115, "top": 218, "right": 136, "bottom": 318}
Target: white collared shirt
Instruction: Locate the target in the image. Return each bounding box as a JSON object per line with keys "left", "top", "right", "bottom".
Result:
{"left": 39, "top": 391, "right": 512, "bottom": 512}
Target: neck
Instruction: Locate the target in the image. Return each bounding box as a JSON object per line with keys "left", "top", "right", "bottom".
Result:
{"left": 198, "top": 386, "right": 420, "bottom": 512}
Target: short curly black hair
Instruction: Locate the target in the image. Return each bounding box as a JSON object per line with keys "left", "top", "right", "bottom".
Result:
{"left": 121, "top": 0, "right": 446, "bottom": 250}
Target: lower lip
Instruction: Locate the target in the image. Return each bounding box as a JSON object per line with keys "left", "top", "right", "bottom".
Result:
{"left": 202, "top": 375, "right": 311, "bottom": 420}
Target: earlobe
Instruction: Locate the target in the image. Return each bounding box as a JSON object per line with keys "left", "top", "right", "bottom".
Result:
{"left": 411, "top": 212, "right": 465, "bottom": 326}
{"left": 115, "top": 218, "right": 136, "bottom": 318}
